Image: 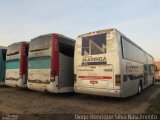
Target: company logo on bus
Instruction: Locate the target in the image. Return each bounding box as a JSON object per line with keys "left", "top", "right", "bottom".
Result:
{"left": 81, "top": 33, "right": 107, "bottom": 66}
{"left": 82, "top": 56, "right": 107, "bottom": 65}
{"left": 90, "top": 80, "right": 98, "bottom": 85}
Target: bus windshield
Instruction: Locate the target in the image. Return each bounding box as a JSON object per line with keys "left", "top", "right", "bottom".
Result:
{"left": 29, "top": 36, "right": 51, "bottom": 52}
{"left": 7, "top": 44, "right": 20, "bottom": 56}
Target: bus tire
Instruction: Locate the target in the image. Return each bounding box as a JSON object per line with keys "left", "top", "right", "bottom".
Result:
{"left": 138, "top": 81, "right": 142, "bottom": 94}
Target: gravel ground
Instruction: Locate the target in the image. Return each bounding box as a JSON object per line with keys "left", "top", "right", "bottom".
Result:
{"left": 0, "top": 84, "right": 159, "bottom": 120}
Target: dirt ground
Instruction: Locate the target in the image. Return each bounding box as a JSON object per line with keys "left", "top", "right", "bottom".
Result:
{"left": 0, "top": 84, "right": 160, "bottom": 120}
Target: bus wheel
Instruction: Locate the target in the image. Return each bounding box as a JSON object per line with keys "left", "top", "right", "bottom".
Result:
{"left": 138, "top": 82, "right": 142, "bottom": 94}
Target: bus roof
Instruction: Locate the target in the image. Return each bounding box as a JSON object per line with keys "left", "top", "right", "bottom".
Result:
{"left": 7, "top": 41, "right": 28, "bottom": 47}
{"left": 77, "top": 28, "right": 153, "bottom": 60}
{"left": 77, "top": 28, "right": 116, "bottom": 38}
{"left": 31, "top": 33, "right": 75, "bottom": 47}
{"left": 0, "top": 46, "right": 6, "bottom": 49}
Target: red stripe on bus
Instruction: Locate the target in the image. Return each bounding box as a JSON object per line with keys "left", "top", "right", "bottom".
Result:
{"left": 20, "top": 42, "right": 27, "bottom": 75}
{"left": 19, "top": 42, "right": 23, "bottom": 76}
{"left": 51, "top": 34, "right": 60, "bottom": 89}
{"left": 19, "top": 42, "right": 28, "bottom": 81}
{"left": 51, "top": 34, "right": 59, "bottom": 76}
{"left": 78, "top": 76, "right": 112, "bottom": 80}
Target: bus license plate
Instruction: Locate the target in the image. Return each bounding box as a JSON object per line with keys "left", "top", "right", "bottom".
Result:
{"left": 90, "top": 80, "right": 98, "bottom": 85}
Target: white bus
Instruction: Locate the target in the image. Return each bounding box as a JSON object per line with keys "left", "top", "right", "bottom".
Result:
{"left": 27, "top": 33, "right": 75, "bottom": 93}
{"left": 5, "top": 42, "right": 29, "bottom": 88}
{"left": 74, "top": 28, "right": 155, "bottom": 98}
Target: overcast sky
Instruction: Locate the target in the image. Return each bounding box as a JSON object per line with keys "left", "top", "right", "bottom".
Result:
{"left": 0, "top": 0, "right": 160, "bottom": 60}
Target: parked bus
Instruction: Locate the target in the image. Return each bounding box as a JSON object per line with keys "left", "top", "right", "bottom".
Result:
{"left": 5, "top": 42, "right": 29, "bottom": 88}
{"left": 74, "top": 28, "right": 155, "bottom": 98}
{"left": 27, "top": 33, "right": 75, "bottom": 93}
{"left": 0, "top": 46, "right": 6, "bottom": 85}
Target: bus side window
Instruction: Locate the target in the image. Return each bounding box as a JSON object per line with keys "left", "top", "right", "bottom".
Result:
{"left": 149, "top": 64, "right": 154, "bottom": 75}
{"left": 25, "top": 44, "right": 29, "bottom": 57}
{"left": 121, "top": 36, "right": 145, "bottom": 63}
{"left": 58, "top": 38, "right": 74, "bottom": 57}
{"left": 120, "top": 36, "right": 124, "bottom": 59}
{"left": 59, "top": 43, "right": 74, "bottom": 57}
{"left": 2, "top": 49, "right": 6, "bottom": 61}
{"left": 143, "top": 64, "right": 148, "bottom": 76}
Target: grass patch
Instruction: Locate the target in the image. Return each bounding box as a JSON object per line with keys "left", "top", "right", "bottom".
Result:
{"left": 146, "top": 84, "right": 160, "bottom": 114}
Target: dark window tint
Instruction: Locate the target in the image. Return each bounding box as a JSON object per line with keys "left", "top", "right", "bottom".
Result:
{"left": 29, "top": 36, "right": 51, "bottom": 52}
{"left": 25, "top": 44, "right": 29, "bottom": 56}
{"left": 59, "top": 37, "right": 74, "bottom": 57}
{"left": 7, "top": 43, "right": 20, "bottom": 56}
{"left": 2, "top": 49, "right": 6, "bottom": 61}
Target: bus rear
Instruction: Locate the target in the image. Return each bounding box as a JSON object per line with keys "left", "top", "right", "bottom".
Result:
{"left": 28, "top": 34, "right": 75, "bottom": 93}
{"left": 74, "top": 29, "right": 121, "bottom": 97}
{"left": 0, "top": 47, "right": 6, "bottom": 85}
{"left": 5, "top": 42, "right": 28, "bottom": 88}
